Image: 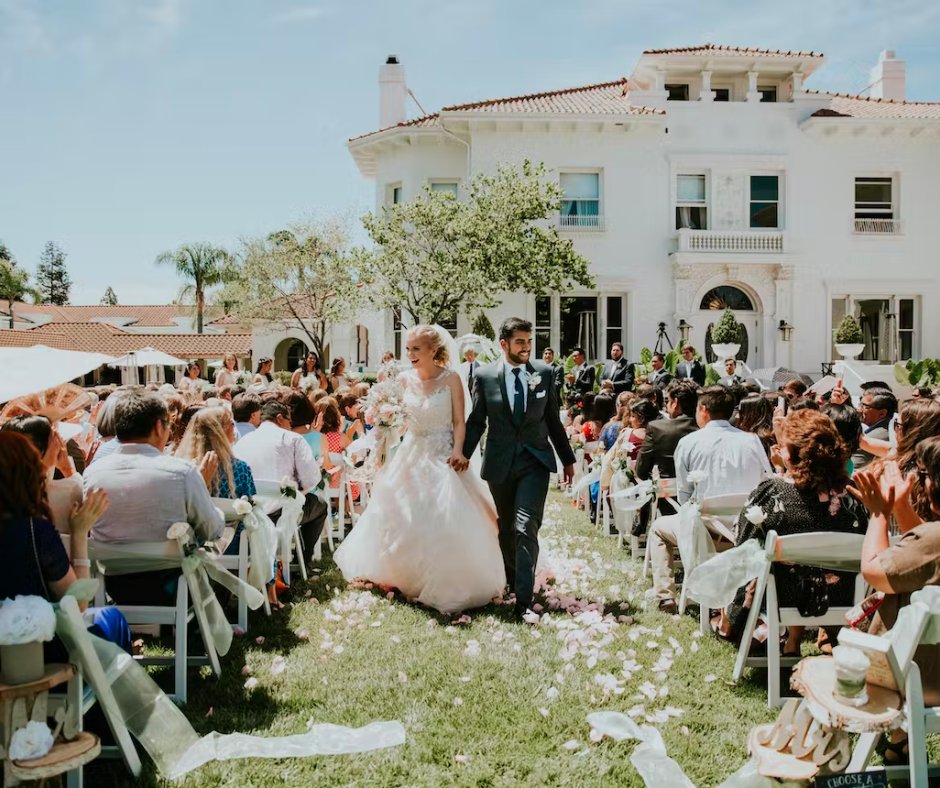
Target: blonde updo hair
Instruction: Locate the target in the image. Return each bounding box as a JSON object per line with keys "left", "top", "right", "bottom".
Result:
{"left": 407, "top": 325, "right": 449, "bottom": 367}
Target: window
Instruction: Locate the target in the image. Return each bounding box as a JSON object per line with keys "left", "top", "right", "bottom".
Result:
{"left": 831, "top": 296, "right": 917, "bottom": 361}
{"left": 759, "top": 86, "right": 777, "bottom": 103}
{"left": 713, "top": 88, "right": 730, "bottom": 102}
{"left": 899, "top": 298, "right": 914, "bottom": 360}
{"left": 605, "top": 297, "right": 624, "bottom": 353}
{"left": 535, "top": 296, "right": 552, "bottom": 354}
{"left": 854, "top": 176, "right": 896, "bottom": 232}
{"left": 560, "top": 172, "right": 601, "bottom": 228}
{"left": 749, "top": 175, "right": 779, "bottom": 228}
{"left": 676, "top": 174, "right": 707, "bottom": 230}
{"left": 666, "top": 84, "right": 689, "bottom": 101}
{"left": 560, "top": 296, "right": 599, "bottom": 359}
{"left": 390, "top": 184, "right": 402, "bottom": 205}
{"left": 429, "top": 181, "right": 458, "bottom": 198}
{"left": 356, "top": 325, "right": 369, "bottom": 366}
{"left": 699, "top": 286, "right": 755, "bottom": 311}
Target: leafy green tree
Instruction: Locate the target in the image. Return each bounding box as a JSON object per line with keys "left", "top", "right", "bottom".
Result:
{"left": 0, "top": 240, "right": 15, "bottom": 265}
{"left": 35, "top": 241, "right": 72, "bottom": 305}
{"left": 0, "top": 260, "right": 40, "bottom": 328}
{"left": 358, "top": 160, "right": 594, "bottom": 325}
{"left": 155, "top": 243, "right": 230, "bottom": 333}
{"left": 218, "top": 220, "right": 364, "bottom": 360}
{"left": 100, "top": 286, "right": 119, "bottom": 306}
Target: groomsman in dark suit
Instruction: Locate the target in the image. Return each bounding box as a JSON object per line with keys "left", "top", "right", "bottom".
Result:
{"left": 460, "top": 347, "right": 480, "bottom": 395}
{"left": 648, "top": 352, "right": 673, "bottom": 389}
{"left": 541, "top": 347, "right": 565, "bottom": 403}
{"left": 675, "top": 344, "right": 706, "bottom": 387}
{"left": 565, "top": 346, "right": 595, "bottom": 400}
{"left": 599, "top": 342, "right": 634, "bottom": 394}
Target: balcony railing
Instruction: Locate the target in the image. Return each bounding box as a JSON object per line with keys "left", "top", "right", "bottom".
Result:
{"left": 854, "top": 217, "right": 900, "bottom": 234}
{"left": 676, "top": 228, "right": 784, "bottom": 253}
{"left": 559, "top": 215, "right": 606, "bottom": 231}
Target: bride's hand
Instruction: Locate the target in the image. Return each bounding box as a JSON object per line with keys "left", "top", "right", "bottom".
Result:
{"left": 449, "top": 451, "right": 469, "bottom": 472}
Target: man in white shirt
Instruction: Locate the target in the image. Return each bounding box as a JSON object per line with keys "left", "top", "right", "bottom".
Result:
{"left": 648, "top": 386, "right": 772, "bottom": 612}
{"left": 460, "top": 348, "right": 480, "bottom": 395}
{"left": 234, "top": 400, "right": 327, "bottom": 564}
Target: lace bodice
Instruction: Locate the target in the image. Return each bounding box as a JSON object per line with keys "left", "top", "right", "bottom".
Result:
{"left": 401, "top": 369, "right": 455, "bottom": 458}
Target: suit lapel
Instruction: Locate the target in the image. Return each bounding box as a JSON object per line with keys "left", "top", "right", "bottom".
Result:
{"left": 497, "top": 361, "right": 512, "bottom": 419}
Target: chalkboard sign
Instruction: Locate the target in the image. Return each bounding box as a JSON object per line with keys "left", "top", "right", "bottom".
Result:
{"left": 814, "top": 770, "right": 888, "bottom": 788}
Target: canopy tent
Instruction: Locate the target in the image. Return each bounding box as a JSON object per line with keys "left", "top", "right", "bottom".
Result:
{"left": 0, "top": 346, "right": 116, "bottom": 404}
{"left": 110, "top": 347, "right": 189, "bottom": 367}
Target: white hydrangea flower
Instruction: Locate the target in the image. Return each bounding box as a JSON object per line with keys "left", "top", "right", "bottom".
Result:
{"left": 0, "top": 596, "right": 56, "bottom": 645}
{"left": 686, "top": 470, "right": 708, "bottom": 484}
{"left": 744, "top": 505, "right": 767, "bottom": 526}
{"left": 9, "top": 721, "right": 55, "bottom": 760}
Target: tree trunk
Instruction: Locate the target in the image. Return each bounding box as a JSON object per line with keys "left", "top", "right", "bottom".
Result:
{"left": 196, "top": 289, "right": 204, "bottom": 334}
{"left": 7, "top": 300, "right": 13, "bottom": 329}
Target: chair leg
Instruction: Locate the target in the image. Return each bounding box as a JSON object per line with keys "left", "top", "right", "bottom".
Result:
{"left": 175, "top": 582, "right": 188, "bottom": 704}
{"left": 847, "top": 732, "right": 879, "bottom": 773}
{"left": 238, "top": 540, "right": 248, "bottom": 633}
{"left": 766, "top": 580, "right": 781, "bottom": 708}
{"left": 732, "top": 568, "right": 769, "bottom": 682}
{"left": 295, "top": 538, "right": 308, "bottom": 582}
{"left": 906, "top": 664, "right": 929, "bottom": 788}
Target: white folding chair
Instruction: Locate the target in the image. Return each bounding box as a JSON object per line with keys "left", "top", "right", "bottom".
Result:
{"left": 252, "top": 481, "right": 307, "bottom": 585}
{"left": 322, "top": 452, "right": 348, "bottom": 549}
{"left": 838, "top": 591, "right": 940, "bottom": 786}
{"left": 55, "top": 596, "right": 142, "bottom": 784}
{"left": 342, "top": 454, "right": 367, "bottom": 526}
{"left": 732, "top": 530, "right": 867, "bottom": 707}
{"left": 641, "top": 477, "right": 680, "bottom": 575}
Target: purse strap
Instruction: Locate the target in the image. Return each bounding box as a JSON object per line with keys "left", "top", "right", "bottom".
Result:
{"left": 29, "top": 517, "right": 51, "bottom": 599}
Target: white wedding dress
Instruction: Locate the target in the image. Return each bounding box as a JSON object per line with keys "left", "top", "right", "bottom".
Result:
{"left": 334, "top": 369, "right": 506, "bottom": 615}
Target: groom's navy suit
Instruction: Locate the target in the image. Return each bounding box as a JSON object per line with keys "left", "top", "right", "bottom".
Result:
{"left": 464, "top": 359, "right": 576, "bottom": 615}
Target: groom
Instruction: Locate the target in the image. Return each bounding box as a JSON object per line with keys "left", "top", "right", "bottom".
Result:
{"left": 461, "top": 317, "right": 576, "bottom": 618}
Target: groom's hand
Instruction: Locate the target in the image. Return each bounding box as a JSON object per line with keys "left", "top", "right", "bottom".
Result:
{"left": 562, "top": 464, "right": 575, "bottom": 485}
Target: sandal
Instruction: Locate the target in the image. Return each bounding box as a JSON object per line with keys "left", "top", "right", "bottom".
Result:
{"left": 880, "top": 735, "right": 909, "bottom": 765}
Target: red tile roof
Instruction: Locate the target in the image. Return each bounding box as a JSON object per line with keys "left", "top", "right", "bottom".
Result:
{"left": 348, "top": 113, "right": 441, "bottom": 142}
{"left": 1, "top": 302, "right": 214, "bottom": 327}
{"left": 642, "top": 44, "right": 823, "bottom": 58}
{"left": 808, "top": 91, "right": 940, "bottom": 120}
{"left": 0, "top": 323, "right": 252, "bottom": 357}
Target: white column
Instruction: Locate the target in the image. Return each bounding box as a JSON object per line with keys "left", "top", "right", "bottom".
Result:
{"left": 746, "top": 71, "right": 761, "bottom": 103}
{"left": 699, "top": 70, "right": 714, "bottom": 102}
{"left": 653, "top": 68, "right": 665, "bottom": 93}
{"left": 790, "top": 72, "right": 803, "bottom": 99}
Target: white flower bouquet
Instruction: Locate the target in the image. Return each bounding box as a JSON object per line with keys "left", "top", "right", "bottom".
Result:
{"left": 361, "top": 376, "right": 405, "bottom": 430}
{"left": 9, "top": 721, "right": 55, "bottom": 761}
{"left": 280, "top": 476, "right": 299, "bottom": 499}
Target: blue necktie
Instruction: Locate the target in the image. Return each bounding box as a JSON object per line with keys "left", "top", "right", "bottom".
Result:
{"left": 512, "top": 368, "right": 525, "bottom": 425}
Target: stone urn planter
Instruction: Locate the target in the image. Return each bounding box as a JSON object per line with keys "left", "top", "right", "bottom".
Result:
{"left": 834, "top": 343, "right": 865, "bottom": 360}
{"left": 711, "top": 343, "right": 741, "bottom": 360}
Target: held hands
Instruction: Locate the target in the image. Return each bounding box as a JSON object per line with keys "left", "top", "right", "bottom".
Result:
{"left": 70, "top": 488, "right": 110, "bottom": 535}
{"left": 448, "top": 452, "right": 470, "bottom": 473}
{"left": 199, "top": 451, "right": 219, "bottom": 488}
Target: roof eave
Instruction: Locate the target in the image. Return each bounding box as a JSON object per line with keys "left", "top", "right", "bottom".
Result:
{"left": 801, "top": 115, "right": 940, "bottom": 130}
{"left": 347, "top": 125, "right": 447, "bottom": 178}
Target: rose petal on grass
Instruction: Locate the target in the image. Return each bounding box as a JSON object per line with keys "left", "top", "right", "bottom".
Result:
{"left": 454, "top": 754, "right": 469, "bottom": 763}
{"left": 704, "top": 674, "right": 717, "bottom": 683}
{"left": 244, "top": 677, "right": 258, "bottom": 690}
{"left": 562, "top": 739, "right": 580, "bottom": 751}
{"left": 255, "top": 636, "right": 265, "bottom": 645}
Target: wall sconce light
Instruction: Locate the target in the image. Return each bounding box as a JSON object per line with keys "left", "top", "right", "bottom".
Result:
{"left": 677, "top": 319, "right": 692, "bottom": 343}
{"left": 778, "top": 320, "right": 794, "bottom": 342}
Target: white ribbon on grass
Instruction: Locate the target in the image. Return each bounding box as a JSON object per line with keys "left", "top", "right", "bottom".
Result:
{"left": 53, "top": 599, "right": 405, "bottom": 780}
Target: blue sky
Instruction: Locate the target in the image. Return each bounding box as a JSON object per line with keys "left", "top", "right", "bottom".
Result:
{"left": 2, "top": 0, "right": 939, "bottom": 305}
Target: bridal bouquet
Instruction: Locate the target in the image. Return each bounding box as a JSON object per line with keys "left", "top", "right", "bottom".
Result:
{"left": 360, "top": 369, "right": 406, "bottom": 474}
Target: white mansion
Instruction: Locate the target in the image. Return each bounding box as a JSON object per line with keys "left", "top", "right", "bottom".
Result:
{"left": 348, "top": 44, "right": 940, "bottom": 375}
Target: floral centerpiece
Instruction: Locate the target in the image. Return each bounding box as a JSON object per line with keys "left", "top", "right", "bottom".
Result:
{"left": 0, "top": 595, "right": 57, "bottom": 684}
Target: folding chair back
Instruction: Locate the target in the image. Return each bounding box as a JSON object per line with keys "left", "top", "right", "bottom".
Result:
{"left": 252, "top": 480, "right": 307, "bottom": 584}
{"left": 641, "top": 477, "right": 680, "bottom": 576}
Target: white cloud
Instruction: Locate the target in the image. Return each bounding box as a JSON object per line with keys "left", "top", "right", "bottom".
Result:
{"left": 273, "top": 5, "right": 326, "bottom": 24}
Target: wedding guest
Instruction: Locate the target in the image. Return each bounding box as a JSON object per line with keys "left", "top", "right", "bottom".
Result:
{"left": 541, "top": 348, "right": 565, "bottom": 402}
{"left": 179, "top": 362, "right": 206, "bottom": 392}
{"left": 291, "top": 351, "right": 328, "bottom": 391}
{"left": 232, "top": 392, "right": 262, "bottom": 440}
{"left": 635, "top": 383, "right": 664, "bottom": 415}
{"left": 84, "top": 390, "right": 224, "bottom": 605}
{"left": 649, "top": 386, "right": 772, "bottom": 613}
{"left": 675, "top": 345, "right": 705, "bottom": 387}
{"left": 217, "top": 385, "right": 234, "bottom": 403}
{"left": 599, "top": 342, "right": 634, "bottom": 394}
{"left": 176, "top": 407, "right": 256, "bottom": 500}
{"left": 167, "top": 403, "right": 204, "bottom": 451}
{"left": 720, "top": 357, "right": 744, "bottom": 386}
{"left": 732, "top": 394, "right": 775, "bottom": 457}
{"left": 648, "top": 352, "right": 673, "bottom": 389}
{"left": 723, "top": 410, "right": 867, "bottom": 652}
{"left": 329, "top": 357, "right": 349, "bottom": 392}
{"left": 214, "top": 353, "right": 240, "bottom": 388}
{"left": 566, "top": 347, "right": 595, "bottom": 401}
{"left": 86, "top": 389, "right": 125, "bottom": 466}
{"left": 307, "top": 388, "right": 329, "bottom": 407}
{"left": 254, "top": 357, "right": 274, "bottom": 385}
{"left": 852, "top": 387, "right": 897, "bottom": 470}
{"left": 460, "top": 348, "right": 480, "bottom": 395}
{"left": 336, "top": 391, "right": 365, "bottom": 443}
{"left": 234, "top": 400, "right": 327, "bottom": 564}
{"left": 0, "top": 431, "right": 128, "bottom": 655}
{"left": 821, "top": 402, "right": 862, "bottom": 474}
{"left": 598, "top": 392, "right": 633, "bottom": 451}
{"left": 381, "top": 351, "right": 395, "bottom": 365}
{"left": 781, "top": 378, "right": 808, "bottom": 402}
{"left": 635, "top": 380, "right": 699, "bottom": 482}
{"left": 282, "top": 390, "right": 322, "bottom": 458}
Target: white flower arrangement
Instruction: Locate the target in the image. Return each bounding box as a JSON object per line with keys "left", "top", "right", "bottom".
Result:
{"left": 686, "top": 470, "right": 708, "bottom": 484}
{"left": 9, "top": 721, "right": 55, "bottom": 761}
{"left": 0, "top": 595, "right": 56, "bottom": 645}
{"left": 744, "top": 505, "right": 767, "bottom": 526}
{"left": 232, "top": 497, "right": 253, "bottom": 516}
{"left": 280, "top": 476, "right": 299, "bottom": 499}
{"left": 361, "top": 376, "right": 406, "bottom": 430}
{"left": 166, "top": 522, "right": 191, "bottom": 541}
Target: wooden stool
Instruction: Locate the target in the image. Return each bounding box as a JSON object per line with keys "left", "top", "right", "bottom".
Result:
{"left": 0, "top": 663, "right": 100, "bottom": 786}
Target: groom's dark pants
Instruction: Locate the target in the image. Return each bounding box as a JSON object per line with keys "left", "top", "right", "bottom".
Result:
{"left": 487, "top": 449, "right": 550, "bottom": 616}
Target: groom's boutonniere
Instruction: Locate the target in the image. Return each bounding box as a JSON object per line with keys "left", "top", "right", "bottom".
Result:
{"left": 527, "top": 374, "right": 541, "bottom": 392}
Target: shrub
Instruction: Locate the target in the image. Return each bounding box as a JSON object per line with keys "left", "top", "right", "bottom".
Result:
{"left": 273, "top": 370, "right": 294, "bottom": 387}
{"left": 834, "top": 315, "right": 864, "bottom": 345}
{"left": 471, "top": 313, "right": 496, "bottom": 341}
{"left": 710, "top": 308, "right": 740, "bottom": 344}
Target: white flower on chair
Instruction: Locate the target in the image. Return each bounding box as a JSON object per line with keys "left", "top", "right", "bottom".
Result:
{"left": 9, "top": 721, "right": 55, "bottom": 761}
{"left": 686, "top": 470, "right": 708, "bottom": 484}
{"left": 232, "top": 497, "right": 253, "bottom": 516}
{"left": 744, "top": 505, "right": 767, "bottom": 526}
{"left": 167, "top": 522, "right": 191, "bottom": 541}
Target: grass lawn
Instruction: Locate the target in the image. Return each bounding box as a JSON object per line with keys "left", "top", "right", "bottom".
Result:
{"left": 89, "top": 491, "right": 924, "bottom": 787}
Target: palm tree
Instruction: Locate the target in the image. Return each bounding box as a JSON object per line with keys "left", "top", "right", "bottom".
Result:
{"left": 0, "top": 260, "right": 40, "bottom": 328}
{"left": 155, "top": 243, "right": 230, "bottom": 333}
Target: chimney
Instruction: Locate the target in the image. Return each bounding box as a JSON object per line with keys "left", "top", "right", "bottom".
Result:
{"left": 869, "top": 50, "right": 905, "bottom": 101}
{"left": 379, "top": 55, "right": 408, "bottom": 128}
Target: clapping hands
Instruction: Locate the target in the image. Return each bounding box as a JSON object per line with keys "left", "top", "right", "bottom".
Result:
{"left": 199, "top": 451, "right": 219, "bottom": 488}
{"left": 847, "top": 468, "right": 913, "bottom": 518}
{"left": 70, "top": 488, "right": 109, "bottom": 535}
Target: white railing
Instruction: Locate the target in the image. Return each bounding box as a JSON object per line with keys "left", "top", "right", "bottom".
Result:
{"left": 854, "top": 217, "right": 900, "bottom": 234}
{"left": 559, "top": 215, "right": 606, "bottom": 231}
{"left": 676, "top": 228, "right": 784, "bottom": 253}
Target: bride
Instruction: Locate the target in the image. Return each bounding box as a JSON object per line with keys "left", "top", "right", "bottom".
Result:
{"left": 334, "top": 325, "right": 506, "bottom": 615}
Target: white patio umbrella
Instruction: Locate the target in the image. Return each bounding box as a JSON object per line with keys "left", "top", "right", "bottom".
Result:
{"left": 0, "top": 345, "right": 116, "bottom": 404}
{"left": 110, "top": 347, "right": 189, "bottom": 367}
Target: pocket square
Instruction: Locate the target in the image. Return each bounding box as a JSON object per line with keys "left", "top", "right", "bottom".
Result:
{"left": 536, "top": 391, "right": 547, "bottom": 399}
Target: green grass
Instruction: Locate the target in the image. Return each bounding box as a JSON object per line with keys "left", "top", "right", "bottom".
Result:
{"left": 86, "top": 492, "right": 920, "bottom": 787}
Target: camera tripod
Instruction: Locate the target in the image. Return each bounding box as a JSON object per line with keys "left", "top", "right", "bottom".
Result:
{"left": 653, "top": 321, "right": 674, "bottom": 355}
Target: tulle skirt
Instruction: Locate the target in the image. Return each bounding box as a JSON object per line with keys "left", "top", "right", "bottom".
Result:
{"left": 334, "top": 437, "right": 506, "bottom": 615}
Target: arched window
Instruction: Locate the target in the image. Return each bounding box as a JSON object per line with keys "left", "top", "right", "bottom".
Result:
{"left": 699, "top": 286, "right": 755, "bottom": 311}
{"left": 284, "top": 339, "right": 308, "bottom": 373}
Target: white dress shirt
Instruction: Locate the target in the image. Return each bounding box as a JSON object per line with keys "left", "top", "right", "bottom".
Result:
{"left": 85, "top": 443, "right": 224, "bottom": 544}
{"left": 674, "top": 420, "right": 772, "bottom": 504}
{"left": 234, "top": 421, "right": 321, "bottom": 491}
{"left": 502, "top": 362, "right": 528, "bottom": 410}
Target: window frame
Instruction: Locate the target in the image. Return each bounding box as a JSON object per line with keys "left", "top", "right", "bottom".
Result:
{"left": 675, "top": 172, "right": 708, "bottom": 231}
{"left": 830, "top": 293, "right": 919, "bottom": 361}
{"left": 428, "top": 179, "right": 460, "bottom": 198}
{"left": 559, "top": 170, "right": 603, "bottom": 230}
{"left": 758, "top": 85, "right": 777, "bottom": 103}
{"left": 748, "top": 173, "right": 782, "bottom": 229}
{"left": 387, "top": 183, "right": 403, "bottom": 206}
{"left": 666, "top": 83, "right": 690, "bottom": 101}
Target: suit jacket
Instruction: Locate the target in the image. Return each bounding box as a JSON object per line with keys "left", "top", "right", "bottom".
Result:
{"left": 634, "top": 415, "right": 698, "bottom": 480}
{"left": 464, "top": 360, "right": 576, "bottom": 484}
{"left": 675, "top": 359, "right": 706, "bottom": 387}
{"left": 851, "top": 422, "right": 890, "bottom": 471}
{"left": 571, "top": 364, "right": 596, "bottom": 397}
{"left": 600, "top": 358, "right": 634, "bottom": 394}
{"left": 648, "top": 368, "right": 673, "bottom": 389}
{"left": 459, "top": 360, "right": 480, "bottom": 394}
{"left": 550, "top": 363, "right": 565, "bottom": 401}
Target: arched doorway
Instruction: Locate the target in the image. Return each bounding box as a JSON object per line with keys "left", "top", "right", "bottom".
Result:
{"left": 275, "top": 338, "right": 309, "bottom": 375}
{"left": 696, "top": 285, "right": 762, "bottom": 366}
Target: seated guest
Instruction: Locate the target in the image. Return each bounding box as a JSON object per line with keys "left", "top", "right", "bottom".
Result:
{"left": 635, "top": 380, "right": 699, "bottom": 482}
{"left": 821, "top": 402, "right": 862, "bottom": 475}
{"left": 781, "top": 378, "right": 807, "bottom": 402}
{"left": 599, "top": 392, "right": 634, "bottom": 452}
{"left": 87, "top": 389, "right": 125, "bottom": 465}
{"left": 622, "top": 400, "right": 658, "bottom": 463}
{"left": 0, "top": 432, "right": 128, "bottom": 654}
{"left": 852, "top": 387, "right": 898, "bottom": 470}
{"left": 282, "top": 390, "right": 322, "bottom": 458}
{"left": 635, "top": 383, "right": 664, "bottom": 415}
{"left": 722, "top": 410, "right": 867, "bottom": 652}
{"left": 591, "top": 394, "right": 617, "bottom": 450}
{"left": 314, "top": 397, "right": 357, "bottom": 501}
{"left": 732, "top": 394, "right": 775, "bottom": 458}
{"left": 649, "top": 386, "right": 772, "bottom": 613}
{"left": 84, "top": 390, "right": 224, "bottom": 605}
{"left": 232, "top": 392, "right": 262, "bottom": 440}
{"left": 234, "top": 400, "right": 327, "bottom": 564}
{"left": 849, "top": 436, "right": 940, "bottom": 763}
{"left": 336, "top": 391, "right": 365, "bottom": 443}
{"left": 176, "top": 407, "right": 256, "bottom": 500}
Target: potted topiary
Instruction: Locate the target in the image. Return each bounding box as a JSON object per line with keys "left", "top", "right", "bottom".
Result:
{"left": 833, "top": 315, "right": 865, "bottom": 359}
{"left": 710, "top": 308, "right": 741, "bottom": 359}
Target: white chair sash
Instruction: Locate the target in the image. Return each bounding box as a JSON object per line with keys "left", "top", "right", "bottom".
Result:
{"left": 242, "top": 505, "right": 278, "bottom": 590}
